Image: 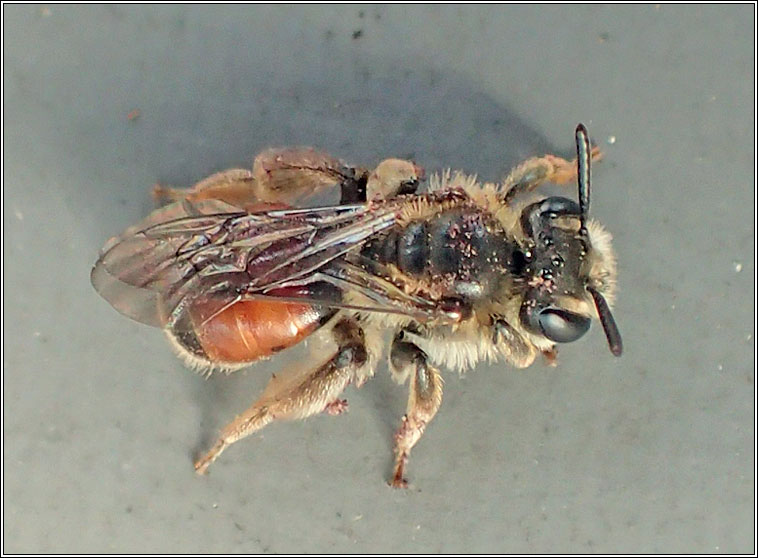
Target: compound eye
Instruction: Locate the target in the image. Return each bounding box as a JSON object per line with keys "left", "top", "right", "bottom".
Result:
{"left": 538, "top": 309, "right": 590, "bottom": 343}
{"left": 521, "top": 196, "right": 581, "bottom": 237}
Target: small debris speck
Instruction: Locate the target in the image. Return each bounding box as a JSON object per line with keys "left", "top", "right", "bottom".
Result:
{"left": 352, "top": 30, "right": 363, "bottom": 40}
{"left": 717, "top": 364, "right": 723, "bottom": 371}
{"left": 127, "top": 109, "right": 141, "bottom": 121}
{"left": 607, "top": 135, "right": 616, "bottom": 145}
{"left": 40, "top": 6, "right": 52, "bottom": 17}
{"left": 14, "top": 207, "right": 23, "bottom": 221}
{"left": 733, "top": 261, "right": 743, "bottom": 273}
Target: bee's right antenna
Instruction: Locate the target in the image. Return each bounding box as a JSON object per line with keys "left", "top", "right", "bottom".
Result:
{"left": 588, "top": 286, "right": 623, "bottom": 357}
{"left": 575, "top": 123, "right": 591, "bottom": 235}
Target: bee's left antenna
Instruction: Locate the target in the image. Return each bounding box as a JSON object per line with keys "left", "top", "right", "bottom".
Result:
{"left": 575, "top": 123, "right": 591, "bottom": 233}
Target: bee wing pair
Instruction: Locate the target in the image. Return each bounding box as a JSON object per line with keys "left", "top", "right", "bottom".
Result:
{"left": 92, "top": 164, "right": 442, "bottom": 335}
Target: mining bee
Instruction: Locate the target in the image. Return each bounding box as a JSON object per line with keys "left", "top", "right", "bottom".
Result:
{"left": 92, "top": 124, "right": 622, "bottom": 487}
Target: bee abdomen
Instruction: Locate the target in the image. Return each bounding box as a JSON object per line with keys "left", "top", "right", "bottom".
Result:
{"left": 168, "top": 286, "right": 337, "bottom": 369}
{"left": 196, "top": 300, "right": 325, "bottom": 363}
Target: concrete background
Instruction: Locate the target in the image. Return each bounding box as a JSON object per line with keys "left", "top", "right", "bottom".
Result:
{"left": 3, "top": 4, "right": 754, "bottom": 553}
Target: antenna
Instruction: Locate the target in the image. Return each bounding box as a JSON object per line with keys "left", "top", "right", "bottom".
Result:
{"left": 588, "top": 286, "right": 623, "bottom": 357}
{"left": 575, "top": 123, "right": 591, "bottom": 233}
{"left": 577, "top": 124, "right": 623, "bottom": 356}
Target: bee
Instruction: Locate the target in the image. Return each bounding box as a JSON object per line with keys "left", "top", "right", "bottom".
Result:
{"left": 92, "top": 124, "right": 622, "bottom": 487}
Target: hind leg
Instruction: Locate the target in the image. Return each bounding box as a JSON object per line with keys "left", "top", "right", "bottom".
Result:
{"left": 154, "top": 148, "right": 366, "bottom": 209}
{"left": 153, "top": 168, "right": 256, "bottom": 207}
{"left": 194, "top": 317, "right": 376, "bottom": 474}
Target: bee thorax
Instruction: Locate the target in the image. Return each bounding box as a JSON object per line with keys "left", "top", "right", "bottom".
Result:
{"left": 363, "top": 206, "right": 522, "bottom": 302}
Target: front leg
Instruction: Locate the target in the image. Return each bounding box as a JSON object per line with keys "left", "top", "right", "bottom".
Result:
{"left": 501, "top": 147, "right": 602, "bottom": 204}
{"left": 491, "top": 317, "right": 538, "bottom": 369}
{"left": 388, "top": 330, "right": 443, "bottom": 488}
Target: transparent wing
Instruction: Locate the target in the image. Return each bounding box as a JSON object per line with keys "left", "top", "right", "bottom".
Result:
{"left": 91, "top": 198, "right": 447, "bottom": 330}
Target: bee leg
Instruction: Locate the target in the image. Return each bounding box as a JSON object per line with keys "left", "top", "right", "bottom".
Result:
{"left": 389, "top": 331, "right": 443, "bottom": 488}
{"left": 542, "top": 347, "right": 558, "bottom": 367}
{"left": 365, "top": 159, "right": 425, "bottom": 201}
{"left": 252, "top": 147, "right": 371, "bottom": 205}
{"left": 154, "top": 148, "right": 365, "bottom": 209}
{"left": 338, "top": 175, "right": 369, "bottom": 204}
{"left": 323, "top": 398, "right": 349, "bottom": 416}
{"left": 152, "top": 169, "right": 255, "bottom": 206}
{"left": 340, "top": 158, "right": 424, "bottom": 203}
{"left": 194, "top": 317, "right": 372, "bottom": 474}
{"left": 492, "top": 317, "right": 538, "bottom": 368}
{"left": 501, "top": 147, "right": 602, "bottom": 204}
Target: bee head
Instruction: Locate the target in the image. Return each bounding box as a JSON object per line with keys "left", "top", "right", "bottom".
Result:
{"left": 518, "top": 124, "right": 622, "bottom": 356}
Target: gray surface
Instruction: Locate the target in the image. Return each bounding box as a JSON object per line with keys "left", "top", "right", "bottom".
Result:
{"left": 3, "top": 4, "right": 754, "bottom": 554}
